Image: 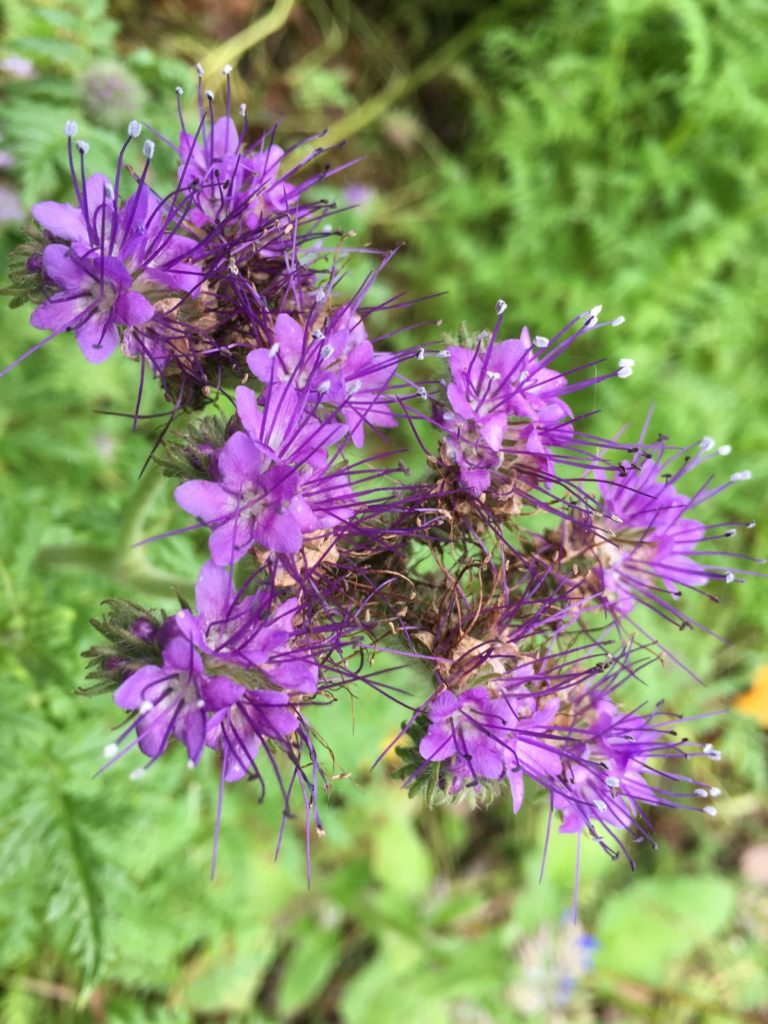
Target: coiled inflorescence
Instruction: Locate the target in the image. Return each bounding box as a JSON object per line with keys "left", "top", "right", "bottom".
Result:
{"left": 5, "top": 67, "right": 760, "bottom": 877}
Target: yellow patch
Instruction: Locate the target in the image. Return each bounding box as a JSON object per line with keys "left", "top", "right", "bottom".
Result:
{"left": 734, "top": 664, "right": 768, "bottom": 728}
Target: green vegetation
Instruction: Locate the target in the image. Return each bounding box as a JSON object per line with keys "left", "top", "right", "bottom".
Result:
{"left": 1, "top": 1, "right": 766, "bottom": 1020}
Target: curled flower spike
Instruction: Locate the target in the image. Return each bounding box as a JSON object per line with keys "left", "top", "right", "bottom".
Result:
{"left": 8, "top": 66, "right": 756, "bottom": 882}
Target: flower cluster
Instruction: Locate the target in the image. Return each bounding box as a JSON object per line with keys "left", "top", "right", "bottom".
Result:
{"left": 7, "top": 68, "right": 761, "bottom": 877}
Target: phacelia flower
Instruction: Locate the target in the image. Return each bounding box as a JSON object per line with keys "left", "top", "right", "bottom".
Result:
{"left": 111, "top": 634, "right": 240, "bottom": 766}
{"left": 29, "top": 126, "right": 201, "bottom": 364}
{"left": 419, "top": 685, "right": 562, "bottom": 811}
{"left": 177, "top": 560, "right": 319, "bottom": 693}
{"left": 579, "top": 435, "right": 759, "bottom": 620}
{"left": 436, "top": 305, "right": 628, "bottom": 497}
{"left": 247, "top": 304, "right": 400, "bottom": 447}
{"left": 174, "top": 382, "right": 355, "bottom": 564}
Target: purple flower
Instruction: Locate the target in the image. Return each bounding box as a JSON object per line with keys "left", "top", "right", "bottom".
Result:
{"left": 206, "top": 689, "right": 300, "bottom": 782}
{"left": 112, "top": 634, "right": 240, "bottom": 766}
{"left": 419, "top": 684, "right": 561, "bottom": 810}
{"left": 585, "top": 436, "right": 757, "bottom": 619}
{"left": 177, "top": 560, "right": 319, "bottom": 694}
{"left": 437, "top": 306, "right": 629, "bottom": 496}
{"left": 179, "top": 114, "right": 301, "bottom": 228}
{"left": 551, "top": 697, "right": 719, "bottom": 849}
{"left": 247, "top": 306, "right": 399, "bottom": 447}
{"left": 174, "top": 382, "right": 355, "bottom": 564}
{"left": 30, "top": 154, "right": 201, "bottom": 363}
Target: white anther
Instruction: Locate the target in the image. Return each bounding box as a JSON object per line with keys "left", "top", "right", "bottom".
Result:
{"left": 747, "top": 520, "right": 756, "bottom": 529}
{"left": 239, "top": 103, "right": 246, "bottom": 117}
{"left": 320, "top": 343, "right": 333, "bottom": 360}
{"left": 709, "top": 787, "right": 721, "bottom": 798}
{"left": 694, "top": 788, "right": 709, "bottom": 797}
{"left": 486, "top": 370, "right": 501, "bottom": 381}
{"left": 731, "top": 470, "right": 751, "bottom": 482}
{"left": 127, "top": 119, "right": 142, "bottom": 138}
{"left": 139, "top": 700, "right": 153, "bottom": 714}
{"left": 619, "top": 357, "right": 635, "bottom": 368}
{"left": 718, "top": 444, "right": 732, "bottom": 456}
{"left": 268, "top": 342, "right": 280, "bottom": 358}
{"left": 703, "top": 805, "right": 718, "bottom": 817}
{"left": 103, "top": 182, "right": 114, "bottom": 200}
{"left": 605, "top": 776, "right": 620, "bottom": 789}
{"left": 533, "top": 335, "right": 549, "bottom": 348}
{"left": 416, "top": 386, "right": 428, "bottom": 400}
{"left": 699, "top": 436, "right": 716, "bottom": 452}
{"left": 724, "top": 571, "right": 735, "bottom": 584}
{"left": 76, "top": 140, "right": 90, "bottom": 155}
{"left": 612, "top": 315, "right": 626, "bottom": 326}
{"left": 205, "top": 89, "right": 214, "bottom": 100}
{"left": 103, "top": 743, "right": 119, "bottom": 759}
{"left": 347, "top": 380, "right": 362, "bottom": 395}
{"left": 593, "top": 799, "right": 608, "bottom": 812}
{"left": 187, "top": 758, "right": 196, "bottom": 769}
{"left": 496, "top": 299, "right": 507, "bottom": 315}
{"left": 703, "top": 743, "right": 722, "bottom": 761}
{"left": 617, "top": 364, "right": 633, "bottom": 379}
{"left": 196, "top": 63, "right": 204, "bottom": 76}
{"left": 724, "top": 529, "right": 736, "bottom": 538}
{"left": 175, "top": 86, "right": 184, "bottom": 95}
{"left": 417, "top": 347, "right": 425, "bottom": 360}
{"left": 318, "top": 380, "right": 331, "bottom": 395}
{"left": 195, "top": 699, "right": 205, "bottom": 709}
{"left": 222, "top": 64, "right": 232, "bottom": 75}
{"left": 143, "top": 140, "right": 155, "bottom": 160}
{"left": 129, "top": 767, "right": 146, "bottom": 781}
{"left": 519, "top": 370, "right": 529, "bottom": 381}
{"left": 64, "top": 120, "right": 78, "bottom": 137}
{"left": 439, "top": 349, "right": 450, "bottom": 359}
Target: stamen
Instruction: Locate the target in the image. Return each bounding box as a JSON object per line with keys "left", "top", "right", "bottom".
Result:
{"left": 495, "top": 299, "right": 507, "bottom": 315}
{"left": 143, "top": 140, "right": 155, "bottom": 160}
{"left": 731, "top": 470, "right": 751, "bottom": 482}
{"left": 103, "top": 743, "right": 119, "bottom": 758}
{"left": 717, "top": 444, "right": 731, "bottom": 456}
{"left": 76, "top": 140, "right": 90, "bottom": 154}
{"left": 64, "top": 120, "right": 78, "bottom": 137}
{"left": 127, "top": 119, "right": 142, "bottom": 138}
{"left": 533, "top": 335, "right": 550, "bottom": 348}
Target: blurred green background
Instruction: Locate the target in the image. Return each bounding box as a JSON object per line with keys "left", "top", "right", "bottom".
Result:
{"left": 1, "top": 1, "right": 767, "bottom": 1021}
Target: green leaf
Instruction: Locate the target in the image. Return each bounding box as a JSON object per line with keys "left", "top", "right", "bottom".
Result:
{"left": 594, "top": 874, "right": 737, "bottom": 986}
{"left": 275, "top": 925, "right": 342, "bottom": 1018}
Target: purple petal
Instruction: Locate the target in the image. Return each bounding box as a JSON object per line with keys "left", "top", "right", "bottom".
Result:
{"left": 176, "top": 706, "right": 206, "bottom": 764}
{"left": 75, "top": 313, "right": 119, "bottom": 363}
{"left": 234, "top": 385, "right": 264, "bottom": 440}
{"left": 113, "top": 289, "right": 155, "bottom": 327}
{"left": 175, "top": 480, "right": 235, "bottom": 524}
{"left": 42, "top": 244, "right": 88, "bottom": 290}
{"left": 218, "top": 431, "right": 263, "bottom": 486}
{"left": 162, "top": 636, "right": 204, "bottom": 675}
{"left": 30, "top": 294, "right": 90, "bottom": 334}
{"left": 114, "top": 664, "right": 170, "bottom": 709}
{"left": 419, "top": 722, "right": 456, "bottom": 761}
{"left": 205, "top": 675, "right": 244, "bottom": 710}
{"left": 31, "top": 200, "right": 88, "bottom": 243}
{"left": 195, "top": 560, "right": 234, "bottom": 623}
{"left": 209, "top": 516, "right": 256, "bottom": 566}
{"left": 252, "top": 508, "right": 303, "bottom": 554}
